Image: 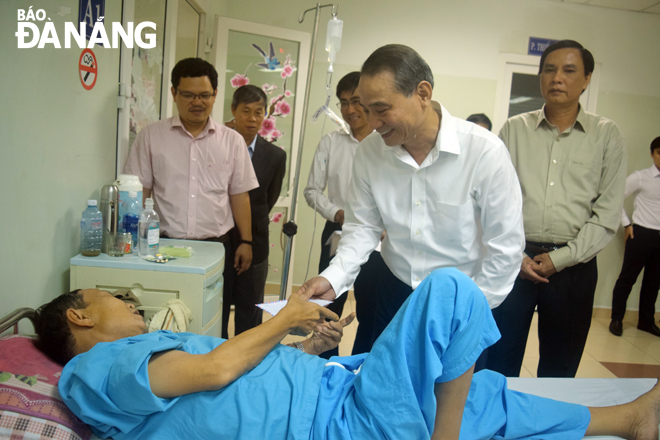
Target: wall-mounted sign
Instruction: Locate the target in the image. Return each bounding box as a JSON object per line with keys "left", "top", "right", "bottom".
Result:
{"left": 528, "top": 37, "right": 558, "bottom": 56}
{"left": 79, "top": 48, "right": 97, "bottom": 90}
{"left": 79, "top": 0, "right": 105, "bottom": 42}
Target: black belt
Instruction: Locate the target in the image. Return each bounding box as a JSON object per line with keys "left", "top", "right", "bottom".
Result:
{"left": 204, "top": 233, "right": 230, "bottom": 244}
{"left": 525, "top": 241, "right": 567, "bottom": 255}
{"left": 161, "top": 233, "right": 230, "bottom": 244}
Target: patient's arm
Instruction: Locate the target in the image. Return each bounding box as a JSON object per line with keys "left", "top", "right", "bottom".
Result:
{"left": 148, "top": 292, "right": 339, "bottom": 399}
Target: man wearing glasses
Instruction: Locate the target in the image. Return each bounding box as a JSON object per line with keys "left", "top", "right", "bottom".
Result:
{"left": 303, "top": 71, "right": 379, "bottom": 358}
{"left": 124, "top": 58, "right": 258, "bottom": 339}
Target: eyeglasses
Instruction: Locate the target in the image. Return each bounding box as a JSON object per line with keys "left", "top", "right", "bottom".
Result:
{"left": 176, "top": 89, "right": 216, "bottom": 101}
{"left": 336, "top": 98, "right": 362, "bottom": 110}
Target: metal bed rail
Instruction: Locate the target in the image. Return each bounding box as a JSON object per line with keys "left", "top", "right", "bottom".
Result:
{"left": 0, "top": 307, "right": 37, "bottom": 335}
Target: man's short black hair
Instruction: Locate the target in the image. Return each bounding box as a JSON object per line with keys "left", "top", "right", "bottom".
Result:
{"left": 171, "top": 58, "right": 219, "bottom": 91}
{"left": 361, "top": 44, "right": 434, "bottom": 97}
{"left": 651, "top": 137, "right": 660, "bottom": 153}
{"left": 231, "top": 85, "right": 267, "bottom": 111}
{"left": 539, "top": 40, "right": 594, "bottom": 77}
{"left": 336, "top": 72, "right": 361, "bottom": 100}
{"left": 34, "top": 290, "right": 87, "bottom": 365}
{"left": 466, "top": 113, "right": 492, "bottom": 131}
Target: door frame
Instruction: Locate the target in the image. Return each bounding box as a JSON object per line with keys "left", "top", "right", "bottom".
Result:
{"left": 493, "top": 53, "right": 601, "bottom": 134}
{"left": 116, "top": 0, "right": 206, "bottom": 178}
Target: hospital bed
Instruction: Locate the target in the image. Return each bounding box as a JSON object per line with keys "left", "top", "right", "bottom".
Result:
{"left": 0, "top": 307, "right": 656, "bottom": 440}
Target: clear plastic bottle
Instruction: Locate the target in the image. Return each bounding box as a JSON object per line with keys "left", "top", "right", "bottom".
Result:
{"left": 80, "top": 200, "right": 103, "bottom": 256}
{"left": 122, "top": 191, "right": 141, "bottom": 247}
{"left": 138, "top": 198, "right": 160, "bottom": 258}
{"left": 325, "top": 16, "right": 343, "bottom": 64}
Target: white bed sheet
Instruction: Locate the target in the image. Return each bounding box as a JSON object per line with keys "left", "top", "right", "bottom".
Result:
{"left": 507, "top": 378, "right": 658, "bottom": 440}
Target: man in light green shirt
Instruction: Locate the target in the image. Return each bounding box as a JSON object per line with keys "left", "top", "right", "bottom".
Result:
{"left": 486, "top": 40, "right": 626, "bottom": 378}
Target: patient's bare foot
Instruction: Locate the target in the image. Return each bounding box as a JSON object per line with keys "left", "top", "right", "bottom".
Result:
{"left": 587, "top": 379, "right": 660, "bottom": 439}
{"left": 626, "top": 379, "right": 660, "bottom": 440}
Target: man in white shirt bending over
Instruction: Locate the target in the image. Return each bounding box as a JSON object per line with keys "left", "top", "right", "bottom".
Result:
{"left": 304, "top": 71, "right": 384, "bottom": 358}
{"left": 300, "top": 44, "right": 525, "bottom": 352}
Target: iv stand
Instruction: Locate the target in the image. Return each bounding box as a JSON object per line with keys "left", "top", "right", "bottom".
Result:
{"left": 279, "top": 3, "right": 339, "bottom": 300}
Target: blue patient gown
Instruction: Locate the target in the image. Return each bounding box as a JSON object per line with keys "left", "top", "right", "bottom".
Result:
{"left": 59, "top": 268, "right": 590, "bottom": 439}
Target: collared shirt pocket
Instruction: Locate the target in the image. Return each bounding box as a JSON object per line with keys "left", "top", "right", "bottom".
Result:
{"left": 565, "top": 159, "right": 600, "bottom": 200}
{"left": 200, "top": 163, "right": 232, "bottom": 195}
{"left": 432, "top": 199, "right": 477, "bottom": 246}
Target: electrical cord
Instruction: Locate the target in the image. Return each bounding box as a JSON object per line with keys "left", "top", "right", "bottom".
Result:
{"left": 303, "top": 113, "right": 329, "bottom": 282}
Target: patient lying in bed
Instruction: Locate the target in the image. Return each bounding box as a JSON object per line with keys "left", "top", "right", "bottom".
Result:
{"left": 34, "top": 269, "right": 660, "bottom": 440}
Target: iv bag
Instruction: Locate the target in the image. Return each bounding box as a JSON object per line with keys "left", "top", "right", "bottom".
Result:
{"left": 325, "top": 17, "right": 343, "bottom": 63}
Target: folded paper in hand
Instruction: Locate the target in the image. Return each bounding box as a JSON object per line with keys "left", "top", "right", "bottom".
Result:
{"left": 257, "top": 299, "right": 333, "bottom": 316}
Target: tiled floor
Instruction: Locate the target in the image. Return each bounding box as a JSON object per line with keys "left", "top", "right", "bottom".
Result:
{"left": 519, "top": 312, "right": 660, "bottom": 378}
{"left": 228, "top": 294, "right": 660, "bottom": 378}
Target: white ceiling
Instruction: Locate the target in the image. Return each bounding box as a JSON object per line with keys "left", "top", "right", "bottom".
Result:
{"left": 547, "top": 0, "right": 660, "bottom": 14}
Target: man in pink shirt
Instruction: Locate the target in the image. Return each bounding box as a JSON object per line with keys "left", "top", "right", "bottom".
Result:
{"left": 124, "top": 58, "right": 259, "bottom": 338}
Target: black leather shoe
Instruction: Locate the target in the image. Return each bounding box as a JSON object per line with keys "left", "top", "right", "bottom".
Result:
{"left": 609, "top": 319, "right": 623, "bottom": 337}
{"left": 637, "top": 322, "right": 660, "bottom": 337}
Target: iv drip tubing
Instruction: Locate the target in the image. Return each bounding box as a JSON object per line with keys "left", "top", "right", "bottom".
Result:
{"left": 279, "top": 3, "right": 339, "bottom": 300}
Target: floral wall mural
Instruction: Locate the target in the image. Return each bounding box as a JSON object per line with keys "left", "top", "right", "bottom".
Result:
{"left": 222, "top": 30, "right": 301, "bottom": 196}
{"left": 228, "top": 47, "right": 296, "bottom": 144}
{"left": 215, "top": 19, "right": 310, "bottom": 291}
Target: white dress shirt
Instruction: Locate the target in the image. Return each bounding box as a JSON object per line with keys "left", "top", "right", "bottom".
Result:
{"left": 303, "top": 128, "right": 360, "bottom": 222}
{"left": 621, "top": 165, "right": 660, "bottom": 230}
{"left": 321, "top": 105, "right": 525, "bottom": 308}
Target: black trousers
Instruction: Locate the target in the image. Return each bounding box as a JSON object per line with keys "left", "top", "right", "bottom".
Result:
{"left": 220, "top": 229, "right": 273, "bottom": 339}
{"left": 351, "top": 252, "right": 413, "bottom": 355}
{"left": 232, "top": 258, "right": 269, "bottom": 336}
{"left": 319, "top": 220, "right": 342, "bottom": 277}
{"left": 487, "top": 249, "right": 598, "bottom": 378}
{"left": 318, "top": 220, "right": 348, "bottom": 359}
{"left": 220, "top": 231, "right": 238, "bottom": 340}
{"left": 611, "top": 224, "right": 660, "bottom": 326}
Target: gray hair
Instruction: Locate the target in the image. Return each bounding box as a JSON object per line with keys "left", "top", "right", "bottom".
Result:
{"left": 361, "top": 44, "right": 434, "bottom": 97}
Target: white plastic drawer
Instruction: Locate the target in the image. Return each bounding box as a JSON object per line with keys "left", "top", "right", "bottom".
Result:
{"left": 97, "top": 283, "right": 178, "bottom": 307}
{"left": 202, "top": 270, "right": 223, "bottom": 327}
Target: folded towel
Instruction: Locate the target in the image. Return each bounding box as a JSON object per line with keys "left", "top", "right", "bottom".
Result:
{"left": 147, "top": 299, "right": 193, "bottom": 333}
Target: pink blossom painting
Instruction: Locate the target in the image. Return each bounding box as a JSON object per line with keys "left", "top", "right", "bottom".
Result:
{"left": 230, "top": 74, "right": 249, "bottom": 88}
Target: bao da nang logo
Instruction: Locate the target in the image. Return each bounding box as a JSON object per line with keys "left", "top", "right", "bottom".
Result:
{"left": 16, "top": 6, "right": 156, "bottom": 49}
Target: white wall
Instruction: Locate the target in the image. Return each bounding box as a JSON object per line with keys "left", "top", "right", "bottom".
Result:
{"left": 0, "top": 0, "right": 121, "bottom": 322}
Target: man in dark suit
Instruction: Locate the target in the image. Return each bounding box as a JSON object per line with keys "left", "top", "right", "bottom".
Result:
{"left": 226, "top": 85, "right": 287, "bottom": 336}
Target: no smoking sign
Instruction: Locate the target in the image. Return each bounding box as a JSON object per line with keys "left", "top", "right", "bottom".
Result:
{"left": 79, "top": 48, "right": 98, "bottom": 90}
